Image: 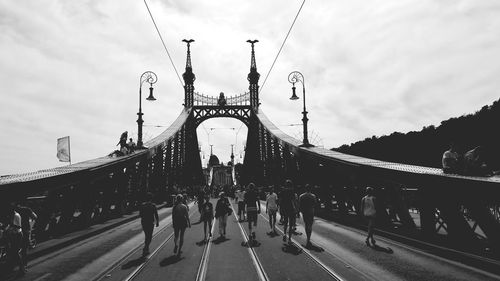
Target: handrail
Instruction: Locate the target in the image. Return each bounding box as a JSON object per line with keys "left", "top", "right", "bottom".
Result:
{"left": 255, "top": 110, "right": 500, "bottom": 188}
{"left": 0, "top": 109, "right": 191, "bottom": 187}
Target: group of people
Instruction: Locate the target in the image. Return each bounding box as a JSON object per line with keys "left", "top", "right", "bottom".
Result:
{"left": 233, "top": 180, "right": 318, "bottom": 248}
{"left": 0, "top": 202, "right": 38, "bottom": 276}
{"left": 442, "top": 143, "right": 498, "bottom": 176}
{"left": 111, "top": 131, "right": 137, "bottom": 157}
{"left": 137, "top": 180, "right": 379, "bottom": 259}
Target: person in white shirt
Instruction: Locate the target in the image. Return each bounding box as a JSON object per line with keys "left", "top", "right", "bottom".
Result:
{"left": 266, "top": 187, "right": 279, "bottom": 234}
{"left": 235, "top": 188, "right": 246, "bottom": 222}
{"left": 6, "top": 207, "right": 26, "bottom": 274}
{"left": 360, "top": 187, "right": 377, "bottom": 247}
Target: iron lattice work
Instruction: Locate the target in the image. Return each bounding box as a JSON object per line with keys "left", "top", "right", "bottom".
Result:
{"left": 193, "top": 92, "right": 250, "bottom": 106}
{"left": 192, "top": 105, "right": 252, "bottom": 127}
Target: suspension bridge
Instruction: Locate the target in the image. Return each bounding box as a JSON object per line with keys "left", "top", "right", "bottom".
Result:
{"left": 1, "top": 40, "right": 500, "bottom": 281}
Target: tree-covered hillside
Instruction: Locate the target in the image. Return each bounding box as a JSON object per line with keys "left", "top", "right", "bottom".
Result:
{"left": 335, "top": 99, "right": 500, "bottom": 170}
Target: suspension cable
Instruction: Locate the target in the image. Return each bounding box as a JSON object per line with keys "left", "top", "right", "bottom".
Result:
{"left": 259, "top": 0, "right": 306, "bottom": 95}
{"left": 143, "top": 0, "right": 185, "bottom": 88}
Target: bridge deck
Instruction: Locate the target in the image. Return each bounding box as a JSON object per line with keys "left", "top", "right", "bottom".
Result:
{"left": 7, "top": 200, "right": 498, "bottom": 281}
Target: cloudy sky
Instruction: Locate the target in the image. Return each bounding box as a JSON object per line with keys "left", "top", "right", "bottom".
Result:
{"left": 1, "top": 0, "right": 499, "bottom": 175}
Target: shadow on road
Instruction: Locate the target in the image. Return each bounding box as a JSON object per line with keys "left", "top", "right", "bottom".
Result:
{"left": 212, "top": 236, "right": 230, "bottom": 245}
{"left": 370, "top": 244, "right": 394, "bottom": 254}
{"left": 160, "top": 255, "right": 184, "bottom": 267}
{"left": 196, "top": 239, "right": 207, "bottom": 246}
{"left": 121, "top": 256, "right": 146, "bottom": 269}
{"left": 302, "top": 243, "right": 325, "bottom": 252}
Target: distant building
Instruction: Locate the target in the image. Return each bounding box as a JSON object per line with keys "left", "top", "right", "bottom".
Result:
{"left": 203, "top": 153, "right": 234, "bottom": 187}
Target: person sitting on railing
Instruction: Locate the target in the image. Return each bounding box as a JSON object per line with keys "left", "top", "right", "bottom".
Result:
{"left": 463, "top": 146, "right": 492, "bottom": 176}
{"left": 442, "top": 143, "right": 463, "bottom": 174}
{"left": 127, "top": 138, "right": 136, "bottom": 153}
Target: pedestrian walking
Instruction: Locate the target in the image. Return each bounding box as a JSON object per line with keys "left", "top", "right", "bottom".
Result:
{"left": 196, "top": 190, "right": 206, "bottom": 222}
{"left": 5, "top": 206, "right": 25, "bottom": 275}
{"left": 139, "top": 193, "right": 159, "bottom": 256}
{"left": 280, "top": 180, "right": 298, "bottom": 244}
{"left": 200, "top": 196, "right": 214, "bottom": 242}
{"left": 235, "top": 187, "right": 246, "bottom": 222}
{"left": 360, "top": 187, "right": 377, "bottom": 246}
{"left": 299, "top": 184, "right": 317, "bottom": 248}
{"left": 244, "top": 183, "right": 261, "bottom": 242}
{"left": 16, "top": 202, "right": 37, "bottom": 268}
{"left": 266, "top": 187, "right": 279, "bottom": 234}
{"left": 172, "top": 194, "right": 190, "bottom": 257}
{"left": 215, "top": 192, "right": 231, "bottom": 238}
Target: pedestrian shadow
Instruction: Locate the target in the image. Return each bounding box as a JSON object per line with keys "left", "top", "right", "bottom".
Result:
{"left": 121, "top": 256, "right": 146, "bottom": 269}
{"left": 192, "top": 221, "right": 203, "bottom": 226}
{"left": 282, "top": 243, "right": 302, "bottom": 255}
{"left": 212, "top": 236, "right": 230, "bottom": 245}
{"left": 370, "top": 244, "right": 394, "bottom": 254}
{"left": 196, "top": 239, "right": 207, "bottom": 246}
{"left": 241, "top": 240, "right": 261, "bottom": 248}
{"left": 302, "top": 243, "right": 324, "bottom": 252}
{"left": 266, "top": 231, "right": 280, "bottom": 238}
{"left": 160, "top": 255, "right": 184, "bottom": 267}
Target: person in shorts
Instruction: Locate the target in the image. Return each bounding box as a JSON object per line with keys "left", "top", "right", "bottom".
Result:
{"left": 280, "top": 180, "right": 298, "bottom": 244}
{"left": 299, "top": 184, "right": 317, "bottom": 248}
{"left": 235, "top": 187, "right": 246, "bottom": 222}
{"left": 244, "top": 183, "right": 261, "bottom": 241}
{"left": 266, "top": 187, "right": 279, "bottom": 234}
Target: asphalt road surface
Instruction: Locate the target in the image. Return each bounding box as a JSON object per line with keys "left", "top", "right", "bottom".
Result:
{"left": 10, "top": 200, "right": 500, "bottom": 281}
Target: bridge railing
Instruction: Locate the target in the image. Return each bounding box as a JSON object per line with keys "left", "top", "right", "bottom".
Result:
{"left": 0, "top": 109, "right": 193, "bottom": 243}
{"left": 193, "top": 92, "right": 250, "bottom": 106}
{"left": 253, "top": 110, "right": 500, "bottom": 253}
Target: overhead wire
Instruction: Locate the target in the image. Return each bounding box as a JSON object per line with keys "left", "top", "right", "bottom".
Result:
{"left": 143, "top": 0, "right": 185, "bottom": 88}
{"left": 259, "top": 0, "right": 306, "bottom": 95}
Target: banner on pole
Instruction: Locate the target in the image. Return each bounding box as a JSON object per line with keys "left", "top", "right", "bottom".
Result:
{"left": 57, "top": 136, "right": 71, "bottom": 163}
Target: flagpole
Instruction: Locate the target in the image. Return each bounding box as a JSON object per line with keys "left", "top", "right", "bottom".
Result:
{"left": 68, "top": 136, "right": 72, "bottom": 165}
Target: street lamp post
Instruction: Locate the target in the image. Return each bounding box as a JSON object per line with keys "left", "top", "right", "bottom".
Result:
{"left": 137, "top": 71, "right": 158, "bottom": 148}
{"left": 288, "top": 71, "right": 313, "bottom": 147}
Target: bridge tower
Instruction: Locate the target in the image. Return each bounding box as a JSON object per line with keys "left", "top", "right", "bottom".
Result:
{"left": 247, "top": 40, "right": 260, "bottom": 110}
{"left": 182, "top": 39, "right": 195, "bottom": 108}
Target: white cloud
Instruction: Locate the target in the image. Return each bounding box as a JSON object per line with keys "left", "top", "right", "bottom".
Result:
{"left": 1, "top": 0, "right": 500, "bottom": 174}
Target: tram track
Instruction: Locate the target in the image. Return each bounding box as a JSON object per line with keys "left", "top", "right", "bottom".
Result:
{"left": 94, "top": 203, "right": 197, "bottom": 281}
{"left": 92, "top": 219, "right": 175, "bottom": 281}
{"left": 195, "top": 218, "right": 216, "bottom": 281}
{"left": 256, "top": 207, "right": 345, "bottom": 281}
{"left": 231, "top": 203, "right": 269, "bottom": 281}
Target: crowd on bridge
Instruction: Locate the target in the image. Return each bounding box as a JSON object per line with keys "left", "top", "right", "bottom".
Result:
{"left": 138, "top": 179, "right": 378, "bottom": 258}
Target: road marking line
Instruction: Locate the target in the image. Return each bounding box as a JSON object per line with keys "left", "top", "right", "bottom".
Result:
{"left": 32, "top": 273, "right": 52, "bottom": 281}
{"left": 232, "top": 204, "right": 269, "bottom": 281}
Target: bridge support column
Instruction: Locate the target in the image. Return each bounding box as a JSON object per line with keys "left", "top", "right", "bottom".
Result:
{"left": 467, "top": 201, "right": 500, "bottom": 251}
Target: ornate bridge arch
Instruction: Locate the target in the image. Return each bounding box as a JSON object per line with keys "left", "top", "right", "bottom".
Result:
{"left": 2, "top": 38, "right": 500, "bottom": 255}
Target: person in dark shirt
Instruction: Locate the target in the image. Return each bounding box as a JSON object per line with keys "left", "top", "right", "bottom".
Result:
{"left": 139, "top": 193, "right": 159, "bottom": 256}
{"left": 244, "top": 183, "right": 261, "bottom": 241}
{"left": 16, "top": 203, "right": 37, "bottom": 268}
{"left": 299, "top": 184, "right": 317, "bottom": 248}
{"left": 280, "top": 180, "right": 298, "bottom": 244}
{"left": 201, "top": 196, "right": 214, "bottom": 242}
{"left": 172, "top": 194, "right": 190, "bottom": 257}
{"left": 197, "top": 190, "right": 206, "bottom": 222}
